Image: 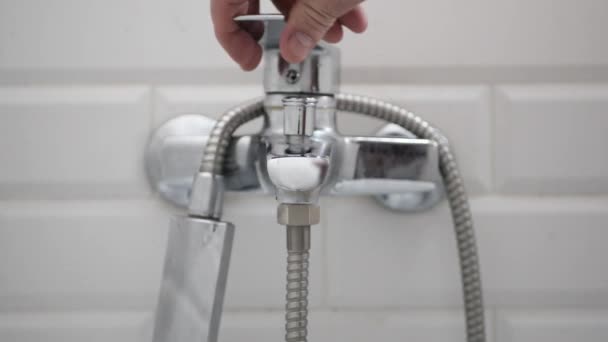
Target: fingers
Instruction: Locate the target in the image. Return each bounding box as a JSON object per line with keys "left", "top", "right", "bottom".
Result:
{"left": 211, "top": 0, "right": 262, "bottom": 71}
{"left": 279, "top": 0, "right": 365, "bottom": 63}
{"left": 323, "top": 22, "right": 344, "bottom": 43}
{"left": 273, "top": 0, "right": 346, "bottom": 44}
{"left": 338, "top": 6, "right": 368, "bottom": 34}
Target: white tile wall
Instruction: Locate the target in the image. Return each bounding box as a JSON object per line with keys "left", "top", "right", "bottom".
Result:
{"left": 0, "top": 86, "right": 151, "bottom": 199}
{"left": 495, "top": 84, "right": 608, "bottom": 194}
{"left": 496, "top": 310, "right": 608, "bottom": 342}
{"left": 0, "top": 312, "right": 151, "bottom": 342}
{"left": 1, "top": 0, "right": 608, "bottom": 341}
{"left": 1, "top": 1, "right": 607, "bottom": 71}
{"left": 154, "top": 86, "right": 264, "bottom": 133}
{"left": 0, "top": 200, "right": 167, "bottom": 312}
{"left": 326, "top": 197, "right": 608, "bottom": 308}
{"left": 221, "top": 310, "right": 495, "bottom": 342}
{"left": 0, "top": 310, "right": 491, "bottom": 342}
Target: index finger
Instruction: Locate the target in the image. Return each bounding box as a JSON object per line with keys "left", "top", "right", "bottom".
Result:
{"left": 211, "top": 0, "right": 262, "bottom": 71}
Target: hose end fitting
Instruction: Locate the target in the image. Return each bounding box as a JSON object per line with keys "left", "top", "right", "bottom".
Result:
{"left": 188, "top": 172, "right": 225, "bottom": 219}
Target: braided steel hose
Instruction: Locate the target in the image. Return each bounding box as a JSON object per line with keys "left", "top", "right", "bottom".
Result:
{"left": 336, "top": 93, "right": 486, "bottom": 342}
{"left": 198, "top": 95, "right": 485, "bottom": 342}
{"left": 199, "top": 98, "right": 266, "bottom": 174}
{"left": 285, "top": 249, "right": 310, "bottom": 342}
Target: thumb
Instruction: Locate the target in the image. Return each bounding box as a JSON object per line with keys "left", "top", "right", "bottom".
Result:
{"left": 280, "top": 0, "right": 362, "bottom": 63}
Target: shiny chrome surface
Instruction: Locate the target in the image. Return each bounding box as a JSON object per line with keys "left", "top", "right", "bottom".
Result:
{"left": 284, "top": 239, "right": 309, "bottom": 342}
{"left": 235, "top": 14, "right": 339, "bottom": 95}
{"left": 152, "top": 216, "right": 234, "bottom": 342}
{"left": 145, "top": 116, "right": 443, "bottom": 211}
{"left": 188, "top": 172, "right": 225, "bottom": 219}
{"left": 283, "top": 97, "right": 316, "bottom": 137}
{"left": 342, "top": 124, "right": 444, "bottom": 212}
{"left": 146, "top": 115, "right": 261, "bottom": 208}
{"left": 145, "top": 114, "right": 216, "bottom": 207}
{"left": 277, "top": 203, "right": 320, "bottom": 226}
{"left": 277, "top": 203, "right": 318, "bottom": 342}
{"left": 265, "top": 96, "right": 331, "bottom": 204}
{"left": 144, "top": 15, "right": 442, "bottom": 211}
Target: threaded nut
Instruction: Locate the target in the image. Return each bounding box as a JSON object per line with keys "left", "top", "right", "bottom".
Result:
{"left": 277, "top": 204, "right": 320, "bottom": 226}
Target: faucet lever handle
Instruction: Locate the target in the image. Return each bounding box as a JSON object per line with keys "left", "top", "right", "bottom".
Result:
{"left": 235, "top": 14, "right": 285, "bottom": 49}
{"left": 235, "top": 14, "right": 339, "bottom": 95}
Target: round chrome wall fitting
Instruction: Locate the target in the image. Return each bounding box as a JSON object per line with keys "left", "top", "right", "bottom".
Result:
{"left": 373, "top": 124, "right": 444, "bottom": 212}
{"left": 145, "top": 115, "right": 216, "bottom": 207}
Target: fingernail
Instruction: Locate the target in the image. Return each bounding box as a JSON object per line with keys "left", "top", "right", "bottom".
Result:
{"left": 287, "top": 31, "right": 314, "bottom": 61}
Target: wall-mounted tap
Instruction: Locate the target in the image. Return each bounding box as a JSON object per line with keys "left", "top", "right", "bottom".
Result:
{"left": 148, "top": 14, "right": 486, "bottom": 342}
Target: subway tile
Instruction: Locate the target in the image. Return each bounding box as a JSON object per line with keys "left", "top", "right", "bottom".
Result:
{"left": 0, "top": 200, "right": 169, "bottom": 311}
{"left": 495, "top": 84, "right": 608, "bottom": 194}
{"left": 220, "top": 311, "right": 283, "bottom": 342}
{"left": 475, "top": 197, "right": 608, "bottom": 307}
{"left": 0, "top": 86, "right": 151, "bottom": 199}
{"left": 153, "top": 85, "right": 264, "bottom": 134}
{"left": 0, "top": 196, "right": 322, "bottom": 311}
{"left": 0, "top": 311, "right": 151, "bottom": 342}
{"left": 0, "top": 309, "right": 492, "bottom": 342}
{"left": 496, "top": 309, "right": 608, "bottom": 342}
{"left": 2, "top": 1, "right": 607, "bottom": 71}
{"left": 221, "top": 310, "right": 493, "bottom": 342}
{"left": 326, "top": 196, "right": 608, "bottom": 308}
{"left": 341, "top": 85, "right": 492, "bottom": 194}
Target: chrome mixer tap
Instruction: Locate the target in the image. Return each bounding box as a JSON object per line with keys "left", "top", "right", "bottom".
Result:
{"left": 147, "top": 14, "right": 486, "bottom": 342}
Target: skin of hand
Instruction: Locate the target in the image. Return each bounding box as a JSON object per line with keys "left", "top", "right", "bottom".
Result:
{"left": 211, "top": 0, "right": 367, "bottom": 71}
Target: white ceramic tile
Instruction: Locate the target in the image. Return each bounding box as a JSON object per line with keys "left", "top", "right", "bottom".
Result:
{"left": 154, "top": 85, "right": 264, "bottom": 134}
{"left": 340, "top": 85, "right": 492, "bottom": 194}
{"left": 0, "top": 200, "right": 168, "bottom": 311}
{"left": 221, "top": 310, "right": 494, "bottom": 342}
{"left": 475, "top": 197, "right": 608, "bottom": 306}
{"left": 0, "top": 311, "right": 151, "bottom": 342}
{"left": 0, "top": 86, "right": 151, "bottom": 199}
{"left": 1, "top": 0, "right": 606, "bottom": 70}
{"left": 0, "top": 196, "right": 322, "bottom": 311}
{"left": 496, "top": 310, "right": 608, "bottom": 342}
{"left": 327, "top": 196, "right": 608, "bottom": 307}
{"left": 495, "top": 84, "right": 608, "bottom": 194}
{"left": 219, "top": 311, "right": 283, "bottom": 342}
{"left": 222, "top": 194, "right": 324, "bottom": 309}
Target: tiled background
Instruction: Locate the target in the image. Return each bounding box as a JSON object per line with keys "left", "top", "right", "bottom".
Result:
{"left": 1, "top": 0, "right": 608, "bottom": 341}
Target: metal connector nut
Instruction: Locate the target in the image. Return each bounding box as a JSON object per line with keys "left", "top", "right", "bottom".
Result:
{"left": 188, "top": 172, "right": 225, "bottom": 219}
{"left": 277, "top": 203, "right": 320, "bottom": 226}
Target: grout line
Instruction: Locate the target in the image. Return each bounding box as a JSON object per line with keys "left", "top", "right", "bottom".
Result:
{"left": 491, "top": 307, "right": 499, "bottom": 342}
{"left": 488, "top": 83, "right": 497, "bottom": 194}
{"left": 148, "top": 84, "right": 156, "bottom": 131}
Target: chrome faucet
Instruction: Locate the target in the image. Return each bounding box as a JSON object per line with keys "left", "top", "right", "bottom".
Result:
{"left": 147, "top": 14, "right": 486, "bottom": 342}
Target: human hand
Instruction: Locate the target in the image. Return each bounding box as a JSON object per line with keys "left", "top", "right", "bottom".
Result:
{"left": 211, "top": 0, "right": 367, "bottom": 71}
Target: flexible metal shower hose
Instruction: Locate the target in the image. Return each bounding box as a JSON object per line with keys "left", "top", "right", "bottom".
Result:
{"left": 199, "top": 94, "right": 486, "bottom": 342}
{"left": 336, "top": 93, "right": 486, "bottom": 342}
{"left": 285, "top": 248, "right": 310, "bottom": 342}
{"left": 199, "top": 98, "right": 266, "bottom": 174}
